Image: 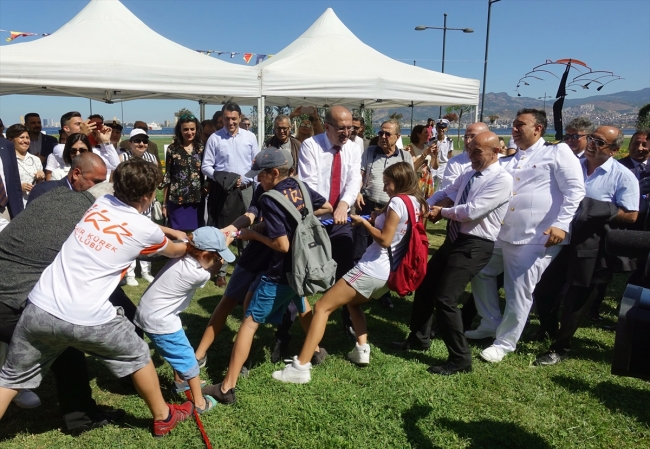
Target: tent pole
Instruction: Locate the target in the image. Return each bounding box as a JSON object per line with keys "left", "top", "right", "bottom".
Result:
{"left": 199, "top": 101, "right": 206, "bottom": 122}
{"left": 257, "top": 96, "right": 265, "bottom": 148}
{"left": 89, "top": 99, "right": 92, "bottom": 115}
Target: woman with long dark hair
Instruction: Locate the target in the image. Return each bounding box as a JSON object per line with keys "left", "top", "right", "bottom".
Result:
{"left": 160, "top": 114, "right": 204, "bottom": 231}
{"left": 50, "top": 133, "right": 91, "bottom": 180}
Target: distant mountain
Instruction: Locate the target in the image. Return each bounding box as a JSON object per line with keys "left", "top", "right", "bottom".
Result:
{"left": 373, "top": 88, "right": 649, "bottom": 125}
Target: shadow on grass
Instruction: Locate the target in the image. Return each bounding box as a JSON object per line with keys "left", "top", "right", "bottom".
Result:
{"left": 401, "top": 404, "right": 552, "bottom": 449}
{"left": 551, "top": 375, "right": 650, "bottom": 426}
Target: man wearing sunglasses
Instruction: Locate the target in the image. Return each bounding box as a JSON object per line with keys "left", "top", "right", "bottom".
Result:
{"left": 469, "top": 108, "right": 585, "bottom": 363}
{"left": 534, "top": 125, "right": 638, "bottom": 366}
{"left": 264, "top": 115, "right": 300, "bottom": 174}
{"left": 563, "top": 117, "right": 594, "bottom": 158}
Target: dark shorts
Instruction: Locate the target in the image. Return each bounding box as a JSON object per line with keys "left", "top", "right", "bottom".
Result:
{"left": 224, "top": 264, "right": 264, "bottom": 304}
{"left": 0, "top": 303, "right": 150, "bottom": 389}
{"left": 245, "top": 277, "right": 306, "bottom": 325}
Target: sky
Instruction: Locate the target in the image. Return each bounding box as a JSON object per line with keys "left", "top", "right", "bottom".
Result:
{"left": 0, "top": 0, "right": 648, "bottom": 126}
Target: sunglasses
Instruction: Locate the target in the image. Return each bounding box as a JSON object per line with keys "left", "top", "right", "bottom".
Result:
{"left": 586, "top": 135, "right": 609, "bottom": 148}
{"left": 564, "top": 133, "right": 586, "bottom": 141}
{"left": 132, "top": 138, "right": 149, "bottom": 144}
{"left": 274, "top": 126, "right": 290, "bottom": 132}
{"left": 300, "top": 122, "right": 312, "bottom": 128}
{"left": 70, "top": 147, "right": 89, "bottom": 155}
{"left": 378, "top": 131, "right": 394, "bottom": 137}
{"left": 179, "top": 114, "right": 196, "bottom": 120}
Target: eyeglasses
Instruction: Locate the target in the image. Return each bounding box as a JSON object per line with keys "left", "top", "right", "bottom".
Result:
{"left": 180, "top": 114, "right": 196, "bottom": 120}
{"left": 70, "top": 147, "right": 89, "bottom": 155}
{"left": 327, "top": 123, "right": 353, "bottom": 133}
{"left": 378, "top": 131, "right": 394, "bottom": 138}
{"left": 300, "top": 122, "right": 312, "bottom": 128}
{"left": 564, "top": 133, "right": 586, "bottom": 141}
{"left": 241, "top": 122, "right": 251, "bottom": 128}
{"left": 274, "top": 127, "right": 290, "bottom": 132}
{"left": 132, "top": 138, "right": 149, "bottom": 144}
{"left": 586, "top": 135, "right": 610, "bottom": 148}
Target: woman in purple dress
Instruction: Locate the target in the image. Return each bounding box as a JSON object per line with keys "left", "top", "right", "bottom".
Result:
{"left": 161, "top": 114, "right": 204, "bottom": 231}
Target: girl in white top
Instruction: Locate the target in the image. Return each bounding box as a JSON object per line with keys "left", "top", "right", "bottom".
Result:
{"left": 273, "top": 162, "right": 428, "bottom": 384}
{"left": 6, "top": 124, "right": 45, "bottom": 205}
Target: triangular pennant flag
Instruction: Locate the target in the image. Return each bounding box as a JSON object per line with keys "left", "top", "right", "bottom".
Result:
{"left": 243, "top": 53, "right": 253, "bottom": 64}
{"left": 217, "top": 51, "right": 225, "bottom": 56}
{"left": 6, "top": 31, "right": 29, "bottom": 42}
{"left": 230, "top": 52, "right": 238, "bottom": 58}
{"left": 255, "top": 54, "right": 267, "bottom": 65}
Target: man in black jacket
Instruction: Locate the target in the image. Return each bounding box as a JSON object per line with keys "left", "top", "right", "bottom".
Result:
{"left": 25, "top": 113, "right": 58, "bottom": 165}
{"left": 0, "top": 137, "right": 24, "bottom": 231}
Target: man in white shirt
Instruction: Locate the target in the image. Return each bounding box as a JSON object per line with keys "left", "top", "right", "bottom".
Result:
{"left": 351, "top": 114, "right": 369, "bottom": 152}
{"left": 468, "top": 108, "right": 585, "bottom": 363}
{"left": 441, "top": 122, "right": 490, "bottom": 189}
{"left": 298, "top": 105, "right": 362, "bottom": 282}
{"left": 394, "top": 132, "right": 512, "bottom": 374}
{"left": 432, "top": 119, "right": 454, "bottom": 191}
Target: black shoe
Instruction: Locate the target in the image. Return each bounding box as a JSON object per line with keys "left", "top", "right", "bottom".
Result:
{"left": 202, "top": 383, "right": 236, "bottom": 405}
{"left": 311, "top": 347, "right": 328, "bottom": 365}
{"left": 533, "top": 351, "right": 568, "bottom": 366}
{"left": 391, "top": 340, "right": 429, "bottom": 351}
{"left": 378, "top": 293, "right": 394, "bottom": 310}
{"left": 271, "top": 339, "right": 290, "bottom": 364}
{"left": 427, "top": 362, "right": 472, "bottom": 376}
{"left": 66, "top": 408, "right": 125, "bottom": 435}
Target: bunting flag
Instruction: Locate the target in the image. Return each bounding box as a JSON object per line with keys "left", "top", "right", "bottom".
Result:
{"left": 255, "top": 54, "right": 267, "bottom": 65}
{"left": 230, "top": 52, "right": 238, "bottom": 58}
{"left": 243, "top": 53, "right": 253, "bottom": 64}
{"left": 194, "top": 49, "right": 274, "bottom": 62}
{"left": 1, "top": 29, "right": 50, "bottom": 42}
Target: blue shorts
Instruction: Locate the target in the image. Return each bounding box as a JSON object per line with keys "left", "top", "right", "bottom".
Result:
{"left": 224, "top": 264, "right": 263, "bottom": 304}
{"left": 245, "top": 277, "right": 306, "bottom": 324}
{"left": 145, "top": 329, "right": 199, "bottom": 380}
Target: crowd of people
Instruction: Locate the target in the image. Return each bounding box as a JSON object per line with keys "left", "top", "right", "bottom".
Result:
{"left": 0, "top": 101, "right": 648, "bottom": 438}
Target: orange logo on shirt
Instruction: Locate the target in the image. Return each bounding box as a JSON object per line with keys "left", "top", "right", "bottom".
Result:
{"left": 84, "top": 210, "right": 111, "bottom": 230}
{"left": 103, "top": 223, "right": 133, "bottom": 245}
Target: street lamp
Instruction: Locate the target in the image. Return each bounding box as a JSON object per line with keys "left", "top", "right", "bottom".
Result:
{"left": 538, "top": 93, "right": 551, "bottom": 114}
{"left": 479, "top": 0, "right": 501, "bottom": 123}
{"left": 416, "top": 14, "right": 474, "bottom": 118}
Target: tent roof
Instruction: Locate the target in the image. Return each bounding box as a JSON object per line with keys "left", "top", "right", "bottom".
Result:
{"left": 0, "top": 0, "right": 259, "bottom": 104}
{"left": 258, "top": 8, "right": 479, "bottom": 109}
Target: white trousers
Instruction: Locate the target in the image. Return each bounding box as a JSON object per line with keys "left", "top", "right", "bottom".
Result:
{"left": 471, "top": 241, "right": 562, "bottom": 353}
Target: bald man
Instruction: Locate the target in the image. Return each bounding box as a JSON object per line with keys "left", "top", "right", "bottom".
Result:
{"left": 394, "top": 132, "right": 513, "bottom": 375}
{"left": 27, "top": 152, "right": 107, "bottom": 204}
{"left": 441, "top": 122, "right": 490, "bottom": 189}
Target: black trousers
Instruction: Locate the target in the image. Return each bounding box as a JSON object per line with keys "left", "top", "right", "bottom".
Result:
{"left": 407, "top": 234, "right": 494, "bottom": 366}
{"left": 0, "top": 287, "right": 138, "bottom": 426}
{"left": 534, "top": 247, "right": 570, "bottom": 336}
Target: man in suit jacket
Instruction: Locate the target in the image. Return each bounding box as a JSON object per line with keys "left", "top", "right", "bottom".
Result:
{"left": 618, "top": 130, "right": 649, "bottom": 178}
{"left": 0, "top": 136, "right": 24, "bottom": 231}
{"left": 25, "top": 113, "right": 58, "bottom": 165}
{"left": 27, "top": 152, "right": 107, "bottom": 205}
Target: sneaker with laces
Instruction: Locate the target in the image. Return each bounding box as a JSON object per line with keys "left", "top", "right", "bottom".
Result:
{"left": 347, "top": 343, "right": 370, "bottom": 366}
{"left": 12, "top": 389, "right": 41, "bottom": 409}
{"left": 479, "top": 345, "right": 506, "bottom": 363}
{"left": 271, "top": 356, "right": 312, "bottom": 384}
{"left": 125, "top": 276, "right": 138, "bottom": 287}
{"left": 141, "top": 272, "right": 155, "bottom": 283}
{"left": 152, "top": 402, "right": 194, "bottom": 437}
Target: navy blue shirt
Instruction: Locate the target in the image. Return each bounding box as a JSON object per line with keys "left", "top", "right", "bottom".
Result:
{"left": 257, "top": 177, "right": 326, "bottom": 284}
{"left": 236, "top": 185, "right": 274, "bottom": 273}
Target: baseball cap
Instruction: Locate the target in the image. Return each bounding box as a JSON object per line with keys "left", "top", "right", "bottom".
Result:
{"left": 436, "top": 119, "right": 450, "bottom": 127}
{"left": 191, "top": 227, "right": 236, "bottom": 263}
{"left": 129, "top": 128, "right": 149, "bottom": 141}
{"left": 244, "top": 148, "right": 293, "bottom": 178}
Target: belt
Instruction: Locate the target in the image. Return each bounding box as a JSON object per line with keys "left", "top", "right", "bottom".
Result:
{"left": 239, "top": 183, "right": 253, "bottom": 190}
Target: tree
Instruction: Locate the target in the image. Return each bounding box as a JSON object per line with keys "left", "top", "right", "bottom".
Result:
{"left": 446, "top": 105, "right": 473, "bottom": 143}
{"left": 363, "top": 109, "right": 375, "bottom": 138}
{"left": 637, "top": 103, "right": 650, "bottom": 130}
{"left": 488, "top": 114, "right": 499, "bottom": 125}
{"left": 174, "top": 108, "right": 193, "bottom": 118}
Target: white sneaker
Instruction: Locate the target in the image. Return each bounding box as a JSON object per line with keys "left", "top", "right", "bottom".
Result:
{"left": 271, "top": 356, "right": 312, "bottom": 384}
{"left": 479, "top": 345, "right": 506, "bottom": 363}
{"left": 141, "top": 272, "right": 155, "bottom": 283}
{"left": 347, "top": 343, "right": 370, "bottom": 366}
{"left": 464, "top": 327, "right": 496, "bottom": 340}
{"left": 125, "top": 276, "right": 138, "bottom": 287}
{"left": 13, "top": 389, "right": 41, "bottom": 409}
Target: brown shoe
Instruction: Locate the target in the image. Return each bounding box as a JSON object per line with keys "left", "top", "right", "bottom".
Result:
{"left": 215, "top": 275, "right": 227, "bottom": 288}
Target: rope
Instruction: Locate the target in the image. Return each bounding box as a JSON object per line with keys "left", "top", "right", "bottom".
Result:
{"left": 183, "top": 390, "right": 213, "bottom": 449}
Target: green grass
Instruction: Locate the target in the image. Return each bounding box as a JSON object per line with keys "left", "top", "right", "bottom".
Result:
{"left": 2, "top": 219, "right": 650, "bottom": 448}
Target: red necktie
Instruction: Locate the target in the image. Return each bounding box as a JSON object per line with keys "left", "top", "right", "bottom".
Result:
{"left": 0, "top": 175, "right": 8, "bottom": 208}
{"left": 329, "top": 145, "right": 342, "bottom": 208}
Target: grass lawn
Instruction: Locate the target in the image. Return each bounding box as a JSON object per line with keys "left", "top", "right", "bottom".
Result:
{"left": 2, "top": 217, "right": 650, "bottom": 449}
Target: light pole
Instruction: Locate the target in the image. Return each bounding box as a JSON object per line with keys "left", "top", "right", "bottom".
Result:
{"left": 479, "top": 0, "right": 501, "bottom": 123}
{"left": 416, "top": 15, "right": 473, "bottom": 119}
{"left": 538, "top": 93, "right": 550, "bottom": 114}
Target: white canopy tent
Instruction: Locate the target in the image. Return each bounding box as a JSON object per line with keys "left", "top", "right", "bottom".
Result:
{"left": 0, "top": 0, "right": 260, "bottom": 108}
{"left": 257, "top": 8, "right": 480, "bottom": 111}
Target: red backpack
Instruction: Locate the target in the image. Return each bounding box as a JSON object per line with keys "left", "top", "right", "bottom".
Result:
{"left": 387, "top": 194, "right": 429, "bottom": 296}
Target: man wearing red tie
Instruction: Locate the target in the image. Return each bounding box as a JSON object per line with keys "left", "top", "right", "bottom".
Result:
{"left": 294, "top": 106, "right": 362, "bottom": 340}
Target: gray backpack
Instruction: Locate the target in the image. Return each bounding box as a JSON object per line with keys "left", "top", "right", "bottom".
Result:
{"left": 262, "top": 179, "right": 337, "bottom": 296}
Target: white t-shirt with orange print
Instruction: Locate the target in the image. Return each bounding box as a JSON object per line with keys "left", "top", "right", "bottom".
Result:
{"left": 29, "top": 194, "right": 168, "bottom": 326}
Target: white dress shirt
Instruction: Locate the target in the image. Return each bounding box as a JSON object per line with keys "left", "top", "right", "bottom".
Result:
{"left": 202, "top": 127, "right": 260, "bottom": 184}
{"left": 92, "top": 143, "right": 120, "bottom": 180}
{"left": 298, "top": 133, "right": 362, "bottom": 209}
{"left": 498, "top": 138, "right": 585, "bottom": 245}
{"left": 429, "top": 162, "right": 513, "bottom": 241}
{"left": 441, "top": 151, "right": 471, "bottom": 190}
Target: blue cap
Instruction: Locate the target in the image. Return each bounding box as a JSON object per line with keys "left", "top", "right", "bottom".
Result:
{"left": 191, "top": 227, "right": 236, "bottom": 263}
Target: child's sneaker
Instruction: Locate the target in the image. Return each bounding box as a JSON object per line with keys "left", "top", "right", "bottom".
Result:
{"left": 141, "top": 272, "right": 155, "bottom": 283}
{"left": 271, "top": 356, "right": 311, "bottom": 384}
{"left": 125, "top": 276, "right": 138, "bottom": 287}
{"left": 152, "top": 402, "right": 194, "bottom": 437}
{"left": 195, "top": 395, "right": 217, "bottom": 414}
{"left": 347, "top": 343, "right": 370, "bottom": 366}
{"left": 201, "top": 383, "right": 236, "bottom": 405}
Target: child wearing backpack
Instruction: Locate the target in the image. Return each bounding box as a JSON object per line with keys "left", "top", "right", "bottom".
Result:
{"left": 201, "top": 148, "right": 332, "bottom": 404}
{"left": 272, "top": 162, "right": 428, "bottom": 384}
{"left": 134, "top": 227, "right": 236, "bottom": 415}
